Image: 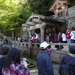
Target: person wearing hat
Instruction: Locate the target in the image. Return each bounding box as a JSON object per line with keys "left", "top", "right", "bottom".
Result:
{"left": 59, "top": 46, "right": 75, "bottom": 75}
{"left": 37, "top": 41, "right": 54, "bottom": 75}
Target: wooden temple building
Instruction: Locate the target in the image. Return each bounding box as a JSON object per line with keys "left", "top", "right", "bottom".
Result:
{"left": 21, "top": 0, "right": 75, "bottom": 61}
{"left": 22, "top": 13, "right": 66, "bottom": 42}
{"left": 22, "top": 0, "right": 75, "bottom": 43}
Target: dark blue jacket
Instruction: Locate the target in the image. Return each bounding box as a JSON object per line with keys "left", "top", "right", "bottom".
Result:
{"left": 49, "top": 35, "right": 53, "bottom": 42}
{"left": 61, "top": 54, "right": 75, "bottom": 75}
{"left": 37, "top": 51, "right": 54, "bottom": 75}
{"left": 0, "top": 55, "right": 5, "bottom": 75}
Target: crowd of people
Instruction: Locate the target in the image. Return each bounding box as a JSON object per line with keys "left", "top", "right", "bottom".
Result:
{"left": 16, "top": 27, "right": 75, "bottom": 45}
{"left": 27, "top": 27, "right": 75, "bottom": 44}
{"left": 0, "top": 27, "right": 75, "bottom": 75}
{"left": 17, "top": 36, "right": 28, "bottom": 42}
{"left": 37, "top": 41, "right": 75, "bottom": 75}
{"left": 0, "top": 40, "right": 75, "bottom": 75}
{"left": 45, "top": 27, "right": 75, "bottom": 44}
{"left": 30, "top": 33, "right": 41, "bottom": 43}
{"left": 43, "top": 27, "right": 75, "bottom": 50}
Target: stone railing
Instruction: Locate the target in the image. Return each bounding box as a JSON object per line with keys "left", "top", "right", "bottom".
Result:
{"left": 12, "top": 41, "right": 75, "bottom": 51}
{"left": 12, "top": 41, "right": 75, "bottom": 63}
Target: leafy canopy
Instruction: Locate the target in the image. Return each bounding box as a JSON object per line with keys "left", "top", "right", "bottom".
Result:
{"left": 27, "top": 0, "right": 54, "bottom": 16}
{"left": 0, "top": 0, "right": 23, "bottom": 33}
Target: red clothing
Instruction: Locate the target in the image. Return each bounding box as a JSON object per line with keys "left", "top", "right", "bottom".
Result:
{"left": 31, "top": 36, "right": 36, "bottom": 42}
{"left": 46, "top": 48, "right": 51, "bottom": 55}
{"left": 44, "top": 35, "right": 46, "bottom": 40}
{"left": 66, "top": 32, "right": 71, "bottom": 39}
{"left": 54, "top": 34, "right": 58, "bottom": 43}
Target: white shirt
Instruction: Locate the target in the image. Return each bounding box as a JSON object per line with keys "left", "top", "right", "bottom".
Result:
{"left": 35, "top": 34, "right": 39, "bottom": 39}
{"left": 70, "top": 31, "right": 75, "bottom": 40}
{"left": 62, "top": 33, "right": 67, "bottom": 41}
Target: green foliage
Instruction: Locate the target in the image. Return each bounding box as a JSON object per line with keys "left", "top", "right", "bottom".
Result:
{"left": 0, "top": 0, "right": 32, "bottom": 37}
{"left": 0, "top": 0, "right": 24, "bottom": 35}
{"left": 27, "top": 0, "right": 54, "bottom": 16}
{"left": 19, "top": 1, "right": 31, "bottom": 22}
{"left": 68, "top": 0, "right": 75, "bottom": 6}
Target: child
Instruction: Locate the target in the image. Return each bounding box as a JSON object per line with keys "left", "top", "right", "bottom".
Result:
{"left": 46, "top": 45, "right": 51, "bottom": 56}
{"left": 30, "top": 35, "right": 36, "bottom": 42}
{"left": 0, "top": 46, "right": 9, "bottom": 75}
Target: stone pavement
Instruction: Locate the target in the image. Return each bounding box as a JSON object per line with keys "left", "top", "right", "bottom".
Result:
{"left": 30, "top": 64, "right": 60, "bottom": 75}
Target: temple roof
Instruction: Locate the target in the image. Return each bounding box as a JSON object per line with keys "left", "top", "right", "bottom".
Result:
{"left": 22, "top": 13, "right": 65, "bottom": 29}
{"left": 49, "top": 0, "right": 69, "bottom": 12}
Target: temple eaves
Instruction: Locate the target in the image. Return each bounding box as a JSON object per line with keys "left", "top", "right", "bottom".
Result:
{"left": 22, "top": 13, "right": 65, "bottom": 30}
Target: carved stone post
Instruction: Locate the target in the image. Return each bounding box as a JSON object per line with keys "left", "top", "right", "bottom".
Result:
{"left": 29, "top": 31, "right": 31, "bottom": 48}
{"left": 40, "top": 22, "right": 46, "bottom": 42}
{"left": 40, "top": 27, "right": 44, "bottom": 42}
{"left": 65, "top": 5, "right": 68, "bottom": 16}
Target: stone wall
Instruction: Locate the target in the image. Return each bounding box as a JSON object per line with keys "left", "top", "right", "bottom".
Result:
{"left": 19, "top": 44, "right": 70, "bottom": 63}
{"left": 20, "top": 46, "right": 69, "bottom": 63}
{"left": 30, "top": 46, "right": 40, "bottom": 57}
{"left": 66, "top": 6, "right": 75, "bottom": 28}
{"left": 14, "top": 42, "right": 75, "bottom": 63}
{"left": 51, "top": 49, "right": 69, "bottom": 63}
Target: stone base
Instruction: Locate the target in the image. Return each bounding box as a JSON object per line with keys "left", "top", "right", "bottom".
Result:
{"left": 51, "top": 49, "right": 69, "bottom": 63}
{"left": 20, "top": 46, "right": 69, "bottom": 63}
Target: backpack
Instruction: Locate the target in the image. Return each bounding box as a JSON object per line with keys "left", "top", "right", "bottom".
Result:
{"left": 59, "top": 62, "right": 69, "bottom": 75}
{"left": 59, "top": 55, "right": 72, "bottom": 75}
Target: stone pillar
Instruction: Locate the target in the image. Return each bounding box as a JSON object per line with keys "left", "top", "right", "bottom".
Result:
{"left": 65, "top": 5, "right": 68, "bottom": 16}
{"left": 29, "top": 31, "right": 31, "bottom": 48}
{"left": 40, "top": 27, "right": 44, "bottom": 42}
{"left": 32, "top": 30, "right": 35, "bottom": 35}
{"left": 12, "top": 31, "right": 14, "bottom": 40}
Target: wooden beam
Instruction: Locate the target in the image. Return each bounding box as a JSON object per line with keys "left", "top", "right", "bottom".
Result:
{"left": 32, "top": 18, "right": 42, "bottom": 23}
{"left": 27, "top": 22, "right": 36, "bottom": 26}
{"left": 22, "top": 24, "right": 30, "bottom": 28}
